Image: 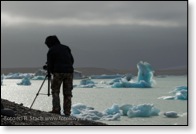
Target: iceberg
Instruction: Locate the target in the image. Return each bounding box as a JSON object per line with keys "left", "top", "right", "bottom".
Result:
{"left": 102, "top": 104, "right": 121, "bottom": 121}
{"left": 71, "top": 103, "right": 160, "bottom": 121}
{"left": 120, "top": 104, "right": 160, "bottom": 118}
{"left": 164, "top": 111, "right": 179, "bottom": 118}
{"left": 34, "top": 69, "right": 47, "bottom": 76}
{"left": 71, "top": 103, "right": 103, "bottom": 120}
{"left": 108, "top": 74, "right": 133, "bottom": 85}
{"left": 159, "top": 86, "right": 187, "bottom": 100}
{"left": 112, "top": 61, "right": 155, "bottom": 88}
{"left": 76, "top": 78, "right": 96, "bottom": 88}
{"left": 71, "top": 103, "right": 121, "bottom": 121}
{"left": 17, "top": 76, "right": 31, "bottom": 86}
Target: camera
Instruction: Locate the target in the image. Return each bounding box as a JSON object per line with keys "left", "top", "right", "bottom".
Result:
{"left": 43, "top": 64, "right": 48, "bottom": 70}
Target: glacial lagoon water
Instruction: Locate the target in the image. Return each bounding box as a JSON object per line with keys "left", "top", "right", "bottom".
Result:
{"left": 1, "top": 76, "right": 187, "bottom": 125}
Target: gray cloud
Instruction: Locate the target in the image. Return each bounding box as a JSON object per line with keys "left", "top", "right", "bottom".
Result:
{"left": 1, "top": 1, "right": 187, "bottom": 70}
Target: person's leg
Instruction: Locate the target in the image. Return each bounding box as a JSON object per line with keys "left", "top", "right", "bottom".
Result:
{"left": 51, "top": 73, "right": 63, "bottom": 114}
{"left": 63, "top": 73, "right": 73, "bottom": 116}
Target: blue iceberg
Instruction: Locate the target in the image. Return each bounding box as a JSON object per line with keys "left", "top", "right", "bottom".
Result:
{"left": 71, "top": 104, "right": 121, "bottom": 121}
{"left": 112, "top": 61, "right": 155, "bottom": 88}
{"left": 71, "top": 103, "right": 160, "bottom": 121}
{"left": 76, "top": 78, "right": 96, "bottom": 88}
{"left": 71, "top": 103, "right": 104, "bottom": 120}
{"left": 120, "top": 104, "right": 160, "bottom": 118}
{"left": 17, "top": 76, "right": 31, "bottom": 86}
{"left": 108, "top": 74, "right": 133, "bottom": 85}
{"left": 159, "top": 86, "right": 187, "bottom": 100}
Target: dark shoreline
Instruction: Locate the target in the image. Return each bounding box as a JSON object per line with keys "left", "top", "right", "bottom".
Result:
{"left": 1, "top": 99, "right": 106, "bottom": 126}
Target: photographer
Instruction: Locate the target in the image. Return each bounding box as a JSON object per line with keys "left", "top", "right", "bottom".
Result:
{"left": 45, "top": 35, "right": 74, "bottom": 116}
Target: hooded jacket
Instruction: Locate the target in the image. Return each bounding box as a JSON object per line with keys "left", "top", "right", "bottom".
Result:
{"left": 45, "top": 36, "right": 74, "bottom": 74}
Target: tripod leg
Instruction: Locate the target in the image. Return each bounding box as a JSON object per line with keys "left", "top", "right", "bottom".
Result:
{"left": 48, "top": 75, "right": 51, "bottom": 96}
{"left": 30, "top": 75, "right": 47, "bottom": 109}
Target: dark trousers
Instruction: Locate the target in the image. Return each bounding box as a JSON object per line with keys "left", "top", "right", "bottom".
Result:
{"left": 51, "top": 73, "right": 73, "bottom": 115}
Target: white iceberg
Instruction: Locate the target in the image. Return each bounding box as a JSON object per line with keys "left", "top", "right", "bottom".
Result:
{"left": 120, "top": 104, "right": 160, "bottom": 118}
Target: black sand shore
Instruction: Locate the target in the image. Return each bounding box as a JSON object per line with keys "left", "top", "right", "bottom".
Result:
{"left": 1, "top": 99, "right": 106, "bottom": 126}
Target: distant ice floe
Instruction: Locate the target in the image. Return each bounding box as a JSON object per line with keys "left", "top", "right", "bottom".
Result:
{"left": 71, "top": 103, "right": 160, "bottom": 121}
{"left": 31, "top": 76, "right": 45, "bottom": 80}
{"left": 76, "top": 78, "right": 96, "bottom": 88}
{"left": 76, "top": 61, "right": 155, "bottom": 88}
{"left": 17, "top": 76, "right": 31, "bottom": 86}
{"left": 5, "top": 73, "right": 33, "bottom": 79}
{"left": 158, "top": 86, "right": 187, "bottom": 100}
{"left": 90, "top": 74, "right": 124, "bottom": 79}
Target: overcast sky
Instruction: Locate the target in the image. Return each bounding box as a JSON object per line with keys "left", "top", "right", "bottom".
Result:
{"left": 1, "top": 1, "right": 187, "bottom": 70}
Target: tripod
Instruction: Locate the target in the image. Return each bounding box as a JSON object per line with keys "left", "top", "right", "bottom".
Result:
{"left": 30, "top": 74, "right": 51, "bottom": 109}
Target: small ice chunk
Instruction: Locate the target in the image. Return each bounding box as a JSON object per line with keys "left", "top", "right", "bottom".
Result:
{"left": 31, "top": 76, "right": 45, "bottom": 80}
{"left": 17, "top": 76, "right": 31, "bottom": 86}
{"left": 76, "top": 78, "right": 96, "bottom": 88}
{"left": 127, "top": 104, "right": 160, "bottom": 118}
{"left": 164, "top": 111, "right": 179, "bottom": 118}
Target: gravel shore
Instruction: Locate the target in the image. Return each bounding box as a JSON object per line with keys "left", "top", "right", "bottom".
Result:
{"left": 1, "top": 99, "right": 106, "bottom": 126}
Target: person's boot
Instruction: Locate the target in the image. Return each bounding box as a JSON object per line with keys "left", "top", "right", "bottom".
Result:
{"left": 63, "top": 96, "right": 72, "bottom": 116}
{"left": 49, "top": 109, "right": 61, "bottom": 115}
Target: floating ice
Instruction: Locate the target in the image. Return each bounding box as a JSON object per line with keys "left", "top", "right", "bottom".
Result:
{"left": 90, "top": 74, "right": 123, "bottom": 79}
{"left": 17, "top": 76, "right": 31, "bottom": 86}
{"left": 76, "top": 78, "right": 96, "bottom": 88}
{"left": 108, "top": 74, "right": 133, "bottom": 85}
{"left": 164, "top": 111, "right": 179, "bottom": 118}
{"left": 120, "top": 104, "right": 160, "bottom": 118}
{"left": 112, "top": 61, "right": 155, "bottom": 88}
{"left": 34, "top": 69, "right": 47, "bottom": 76}
{"left": 71, "top": 103, "right": 160, "bottom": 121}
{"left": 175, "top": 90, "right": 187, "bottom": 100}
{"left": 5, "top": 73, "right": 32, "bottom": 79}
{"left": 159, "top": 86, "right": 187, "bottom": 100}
{"left": 71, "top": 103, "right": 121, "bottom": 121}
{"left": 71, "top": 103, "right": 103, "bottom": 120}
{"left": 31, "top": 76, "right": 45, "bottom": 80}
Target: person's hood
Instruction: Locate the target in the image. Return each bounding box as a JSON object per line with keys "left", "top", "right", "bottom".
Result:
{"left": 45, "top": 35, "right": 60, "bottom": 48}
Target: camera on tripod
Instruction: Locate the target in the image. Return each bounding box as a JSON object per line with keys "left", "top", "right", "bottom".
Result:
{"left": 43, "top": 64, "right": 48, "bottom": 71}
{"left": 30, "top": 63, "right": 51, "bottom": 109}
